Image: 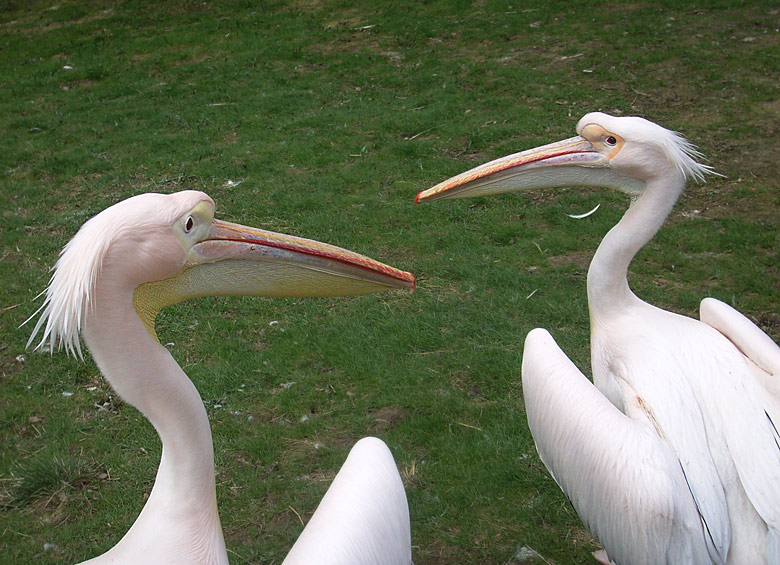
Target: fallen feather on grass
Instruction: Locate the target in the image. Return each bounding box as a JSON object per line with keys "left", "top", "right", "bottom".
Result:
{"left": 566, "top": 203, "right": 600, "bottom": 219}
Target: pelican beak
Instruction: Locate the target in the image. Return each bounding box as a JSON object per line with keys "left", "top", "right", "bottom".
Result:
{"left": 186, "top": 219, "right": 416, "bottom": 297}
{"left": 133, "top": 218, "right": 415, "bottom": 336}
{"left": 415, "top": 135, "right": 639, "bottom": 203}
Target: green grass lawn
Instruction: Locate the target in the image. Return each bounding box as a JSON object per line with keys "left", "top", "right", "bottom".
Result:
{"left": 1, "top": 1, "right": 778, "bottom": 563}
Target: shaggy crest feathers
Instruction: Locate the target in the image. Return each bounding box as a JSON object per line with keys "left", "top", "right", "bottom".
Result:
{"left": 577, "top": 112, "right": 718, "bottom": 183}
{"left": 25, "top": 210, "right": 121, "bottom": 359}
{"left": 662, "top": 130, "right": 717, "bottom": 184}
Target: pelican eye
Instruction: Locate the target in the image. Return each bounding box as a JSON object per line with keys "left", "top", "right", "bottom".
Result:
{"left": 184, "top": 216, "right": 195, "bottom": 233}
{"left": 605, "top": 136, "right": 617, "bottom": 146}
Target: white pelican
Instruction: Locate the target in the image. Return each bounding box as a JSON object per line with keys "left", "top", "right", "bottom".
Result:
{"left": 27, "top": 190, "right": 415, "bottom": 564}
{"left": 416, "top": 113, "right": 780, "bottom": 564}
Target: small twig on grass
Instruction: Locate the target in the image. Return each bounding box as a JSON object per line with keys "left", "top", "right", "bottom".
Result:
{"left": 225, "top": 548, "right": 253, "bottom": 564}
{"left": 402, "top": 460, "right": 416, "bottom": 480}
{"left": 528, "top": 546, "right": 554, "bottom": 565}
{"left": 1, "top": 526, "right": 32, "bottom": 538}
{"left": 406, "top": 125, "right": 440, "bottom": 140}
{"left": 288, "top": 505, "right": 305, "bottom": 527}
{"left": 407, "top": 349, "right": 455, "bottom": 355}
{"left": 456, "top": 422, "right": 483, "bottom": 432}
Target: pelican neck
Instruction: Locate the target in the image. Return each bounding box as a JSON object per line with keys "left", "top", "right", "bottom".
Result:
{"left": 586, "top": 172, "right": 685, "bottom": 317}
{"left": 81, "top": 276, "right": 226, "bottom": 562}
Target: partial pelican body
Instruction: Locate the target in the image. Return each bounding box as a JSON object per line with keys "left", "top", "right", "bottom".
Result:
{"left": 28, "top": 190, "right": 415, "bottom": 564}
{"left": 284, "top": 436, "right": 411, "bottom": 565}
{"left": 417, "top": 113, "right": 780, "bottom": 564}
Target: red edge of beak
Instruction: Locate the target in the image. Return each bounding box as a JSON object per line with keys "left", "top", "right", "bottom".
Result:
{"left": 415, "top": 136, "right": 593, "bottom": 204}
{"left": 210, "top": 222, "right": 417, "bottom": 290}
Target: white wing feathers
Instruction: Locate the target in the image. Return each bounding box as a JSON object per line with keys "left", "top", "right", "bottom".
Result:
{"left": 283, "top": 437, "right": 412, "bottom": 565}
{"left": 700, "top": 297, "right": 780, "bottom": 562}
{"left": 522, "top": 328, "right": 722, "bottom": 565}
{"left": 700, "top": 297, "right": 780, "bottom": 396}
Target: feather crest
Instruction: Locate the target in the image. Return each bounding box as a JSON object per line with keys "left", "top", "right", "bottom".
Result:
{"left": 662, "top": 130, "right": 719, "bottom": 183}
{"left": 25, "top": 213, "right": 119, "bottom": 359}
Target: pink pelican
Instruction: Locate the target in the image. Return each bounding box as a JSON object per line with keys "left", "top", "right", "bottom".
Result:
{"left": 416, "top": 113, "right": 780, "bottom": 564}
{"left": 28, "top": 190, "right": 415, "bottom": 564}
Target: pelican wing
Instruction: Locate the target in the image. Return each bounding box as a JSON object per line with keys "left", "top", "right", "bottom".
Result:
{"left": 700, "top": 297, "right": 780, "bottom": 392}
{"left": 700, "top": 297, "right": 780, "bottom": 559}
{"left": 522, "top": 328, "right": 724, "bottom": 564}
{"left": 283, "top": 437, "right": 412, "bottom": 565}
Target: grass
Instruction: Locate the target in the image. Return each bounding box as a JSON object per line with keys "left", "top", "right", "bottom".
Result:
{"left": 1, "top": 1, "right": 778, "bottom": 563}
{"left": 4, "top": 452, "right": 98, "bottom": 509}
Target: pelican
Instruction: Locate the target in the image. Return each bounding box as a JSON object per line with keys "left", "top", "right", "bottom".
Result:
{"left": 416, "top": 113, "right": 780, "bottom": 564}
{"left": 26, "top": 190, "right": 415, "bottom": 564}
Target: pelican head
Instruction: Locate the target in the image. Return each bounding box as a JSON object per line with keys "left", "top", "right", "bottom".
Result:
{"left": 415, "top": 112, "right": 714, "bottom": 204}
{"left": 28, "top": 190, "right": 415, "bottom": 358}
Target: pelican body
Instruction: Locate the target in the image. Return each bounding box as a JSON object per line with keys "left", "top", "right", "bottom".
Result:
{"left": 28, "top": 190, "right": 414, "bottom": 564}
{"left": 417, "top": 113, "right": 780, "bottom": 564}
